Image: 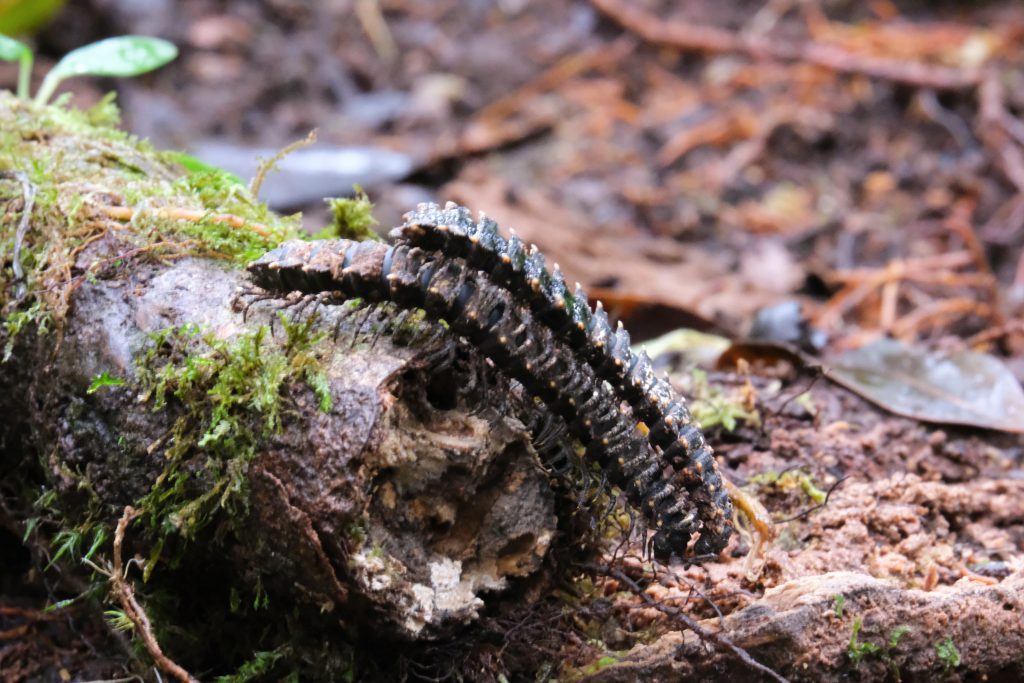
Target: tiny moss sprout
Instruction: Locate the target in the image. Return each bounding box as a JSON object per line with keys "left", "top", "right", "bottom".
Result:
{"left": 847, "top": 617, "right": 912, "bottom": 678}
{"left": 832, "top": 593, "right": 845, "bottom": 618}
{"left": 322, "top": 185, "right": 380, "bottom": 241}
{"left": 935, "top": 637, "right": 960, "bottom": 674}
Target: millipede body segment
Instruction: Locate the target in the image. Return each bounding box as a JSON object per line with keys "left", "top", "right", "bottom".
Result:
{"left": 247, "top": 238, "right": 733, "bottom": 557}
{"left": 390, "top": 203, "right": 731, "bottom": 542}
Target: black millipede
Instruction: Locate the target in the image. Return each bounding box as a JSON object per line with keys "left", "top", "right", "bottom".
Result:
{"left": 247, "top": 239, "right": 732, "bottom": 557}
{"left": 389, "top": 203, "right": 729, "bottom": 538}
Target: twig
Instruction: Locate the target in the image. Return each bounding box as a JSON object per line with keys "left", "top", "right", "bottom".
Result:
{"left": 978, "top": 69, "right": 1024, "bottom": 193}
{"left": 457, "top": 39, "right": 633, "bottom": 156}
{"left": 944, "top": 198, "right": 1005, "bottom": 326}
{"left": 355, "top": 0, "right": 397, "bottom": 62}
{"left": 0, "top": 170, "right": 38, "bottom": 303}
{"left": 890, "top": 297, "right": 994, "bottom": 340}
{"left": 249, "top": 129, "right": 318, "bottom": 198}
{"left": 589, "top": 563, "right": 791, "bottom": 683}
{"left": 97, "top": 204, "right": 271, "bottom": 237}
{"left": 775, "top": 476, "right": 848, "bottom": 524}
{"left": 589, "top": 0, "right": 983, "bottom": 90}
{"left": 112, "top": 506, "right": 198, "bottom": 683}
{"left": 814, "top": 250, "right": 994, "bottom": 332}
{"left": 772, "top": 367, "right": 823, "bottom": 417}
{"left": 965, "top": 320, "right": 1024, "bottom": 350}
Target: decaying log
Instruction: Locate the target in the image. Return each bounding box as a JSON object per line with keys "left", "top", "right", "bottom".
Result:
{"left": 0, "top": 248, "right": 558, "bottom": 650}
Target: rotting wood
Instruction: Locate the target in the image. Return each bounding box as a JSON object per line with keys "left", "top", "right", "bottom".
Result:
{"left": 0, "top": 240, "right": 559, "bottom": 671}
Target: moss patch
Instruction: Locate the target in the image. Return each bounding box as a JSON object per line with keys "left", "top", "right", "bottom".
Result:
{"left": 320, "top": 186, "right": 381, "bottom": 241}
{"left": 0, "top": 91, "right": 303, "bottom": 348}
{"left": 135, "top": 314, "right": 332, "bottom": 548}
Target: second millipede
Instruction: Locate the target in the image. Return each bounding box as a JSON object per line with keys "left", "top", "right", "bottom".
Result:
{"left": 390, "top": 204, "right": 730, "bottom": 530}
{"left": 247, "top": 238, "right": 733, "bottom": 557}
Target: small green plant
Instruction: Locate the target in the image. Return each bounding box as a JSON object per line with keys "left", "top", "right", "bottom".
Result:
{"left": 214, "top": 649, "right": 286, "bottom": 683}
{"left": 833, "top": 593, "right": 846, "bottom": 618}
{"left": 847, "top": 617, "right": 881, "bottom": 666}
{"left": 86, "top": 371, "right": 126, "bottom": 393}
{"left": 749, "top": 468, "right": 828, "bottom": 504}
{"left": 935, "top": 637, "right": 960, "bottom": 674}
{"left": 847, "top": 617, "right": 912, "bottom": 678}
{"left": 0, "top": 33, "right": 176, "bottom": 102}
{"left": 689, "top": 369, "right": 760, "bottom": 431}
{"left": 323, "top": 186, "right": 380, "bottom": 241}
{"left": 104, "top": 608, "right": 134, "bottom": 633}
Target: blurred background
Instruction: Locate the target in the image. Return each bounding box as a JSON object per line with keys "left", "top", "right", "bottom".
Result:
{"left": 2, "top": 0, "right": 1022, "bottom": 358}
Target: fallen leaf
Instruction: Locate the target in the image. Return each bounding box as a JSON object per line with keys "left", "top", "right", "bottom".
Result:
{"left": 826, "top": 338, "right": 1024, "bottom": 433}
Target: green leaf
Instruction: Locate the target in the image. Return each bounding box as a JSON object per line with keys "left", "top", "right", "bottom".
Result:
{"left": 935, "top": 637, "right": 961, "bottom": 672}
{"left": 833, "top": 594, "right": 845, "bottom": 618}
{"left": 34, "top": 35, "right": 177, "bottom": 104}
{"left": 164, "top": 151, "right": 245, "bottom": 185}
{"left": 50, "top": 35, "right": 177, "bottom": 78}
{"left": 87, "top": 371, "right": 127, "bottom": 394}
{"left": 0, "top": 32, "right": 29, "bottom": 61}
{"left": 827, "top": 338, "right": 1024, "bottom": 434}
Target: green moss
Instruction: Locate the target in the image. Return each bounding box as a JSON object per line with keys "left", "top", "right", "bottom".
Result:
{"left": 688, "top": 369, "right": 760, "bottom": 431}
{"left": 320, "top": 186, "right": 380, "bottom": 241}
{"left": 135, "top": 313, "right": 332, "bottom": 545}
{"left": 214, "top": 648, "right": 288, "bottom": 683}
{"left": 749, "top": 469, "right": 827, "bottom": 504}
{"left": 833, "top": 593, "right": 845, "bottom": 618}
{"left": 847, "top": 617, "right": 911, "bottom": 678}
{"left": 935, "top": 637, "right": 960, "bottom": 674}
{"left": 0, "top": 90, "right": 303, "bottom": 355}
{"left": 847, "top": 617, "right": 881, "bottom": 667}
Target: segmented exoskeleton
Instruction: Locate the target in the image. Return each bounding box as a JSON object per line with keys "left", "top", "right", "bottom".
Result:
{"left": 390, "top": 203, "right": 731, "bottom": 546}
{"left": 247, "top": 239, "right": 731, "bottom": 557}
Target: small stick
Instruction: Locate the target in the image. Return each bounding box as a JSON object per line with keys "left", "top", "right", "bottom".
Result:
{"left": 249, "top": 130, "right": 318, "bottom": 198}
{"left": 97, "top": 205, "right": 271, "bottom": 237}
{"left": 775, "top": 476, "right": 848, "bottom": 524}
{"left": 112, "top": 506, "right": 198, "bottom": 683}
{"left": 590, "top": 563, "right": 791, "bottom": 683}
{"left": 589, "top": 0, "right": 983, "bottom": 90}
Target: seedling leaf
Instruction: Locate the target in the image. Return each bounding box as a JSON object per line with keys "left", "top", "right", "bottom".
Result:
{"left": 0, "top": 33, "right": 29, "bottom": 61}
{"left": 0, "top": 32, "right": 32, "bottom": 98}
{"left": 35, "top": 35, "right": 177, "bottom": 104}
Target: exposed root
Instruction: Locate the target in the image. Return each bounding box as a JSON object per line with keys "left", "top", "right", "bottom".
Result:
{"left": 111, "top": 506, "right": 198, "bottom": 683}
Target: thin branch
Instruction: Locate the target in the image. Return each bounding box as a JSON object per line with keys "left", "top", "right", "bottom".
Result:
{"left": 249, "top": 129, "right": 318, "bottom": 198}
{"left": 97, "top": 204, "right": 271, "bottom": 237}
{"left": 775, "top": 476, "right": 848, "bottom": 524}
{"left": 112, "top": 506, "right": 198, "bottom": 683}
{"left": 589, "top": 0, "right": 983, "bottom": 90}
{"left": 591, "top": 563, "right": 791, "bottom": 683}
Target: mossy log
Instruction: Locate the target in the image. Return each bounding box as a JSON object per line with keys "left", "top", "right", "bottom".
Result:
{"left": 0, "top": 94, "right": 557, "bottom": 677}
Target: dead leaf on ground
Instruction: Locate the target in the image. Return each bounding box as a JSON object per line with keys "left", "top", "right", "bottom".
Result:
{"left": 826, "top": 338, "right": 1024, "bottom": 433}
